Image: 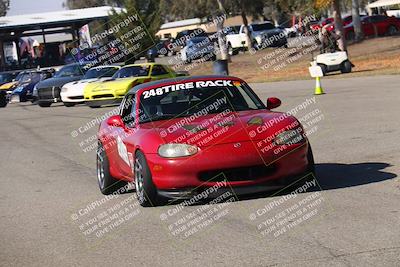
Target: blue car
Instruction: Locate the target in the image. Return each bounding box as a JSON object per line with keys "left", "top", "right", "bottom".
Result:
{"left": 9, "top": 70, "right": 54, "bottom": 103}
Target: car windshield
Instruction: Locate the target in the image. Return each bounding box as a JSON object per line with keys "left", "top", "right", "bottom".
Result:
{"left": 138, "top": 80, "right": 265, "bottom": 123}
{"left": 112, "top": 66, "right": 150, "bottom": 78}
{"left": 84, "top": 67, "right": 119, "bottom": 79}
{"left": 226, "top": 26, "right": 241, "bottom": 34}
{"left": 0, "top": 73, "right": 13, "bottom": 83}
{"left": 54, "top": 65, "right": 84, "bottom": 78}
{"left": 15, "top": 73, "right": 31, "bottom": 83}
{"left": 189, "top": 37, "right": 207, "bottom": 44}
{"left": 252, "top": 23, "right": 275, "bottom": 31}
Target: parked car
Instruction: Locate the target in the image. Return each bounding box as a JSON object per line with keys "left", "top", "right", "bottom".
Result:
{"left": 344, "top": 15, "right": 400, "bottom": 40}
{"left": 146, "top": 40, "right": 171, "bottom": 61}
{"left": 95, "top": 75, "right": 315, "bottom": 206}
{"left": 35, "top": 63, "right": 89, "bottom": 107}
{"left": 60, "top": 65, "right": 121, "bottom": 107}
{"left": 180, "top": 37, "right": 216, "bottom": 63}
{"left": 226, "top": 22, "right": 287, "bottom": 55}
{"left": 322, "top": 15, "right": 367, "bottom": 32}
{"left": 84, "top": 63, "right": 188, "bottom": 108}
{"left": 8, "top": 69, "right": 54, "bottom": 103}
{"left": 0, "top": 71, "right": 20, "bottom": 86}
{"left": 168, "top": 28, "right": 208, "bottom": 55}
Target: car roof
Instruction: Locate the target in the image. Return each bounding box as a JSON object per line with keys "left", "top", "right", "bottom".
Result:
{"left": 128, "top": 75, "right": 243, "bottom": 94}
{"left": 122, "top": 63, "right": 156, "bottom": 68}
{"left": 88, "top": 65, "right": 121, "bottom": 70}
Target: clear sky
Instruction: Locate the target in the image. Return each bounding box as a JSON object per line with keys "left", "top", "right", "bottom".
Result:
{"left": 7, "top": 0, "right": 66, "bottom": 16}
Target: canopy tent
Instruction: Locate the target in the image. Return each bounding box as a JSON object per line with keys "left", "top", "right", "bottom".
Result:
{"left": 368, "top": 0, "right": 400, "bottom": 8}
{"left": 0, "top": 6, "right": 123, "bottom": 70}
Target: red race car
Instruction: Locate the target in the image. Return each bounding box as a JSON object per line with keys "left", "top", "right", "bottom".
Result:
{"left": 97, "top": 76, "right": 315, "bottom": 206}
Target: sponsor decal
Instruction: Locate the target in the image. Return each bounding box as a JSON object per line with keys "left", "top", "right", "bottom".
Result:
{"left": 142, "top": 80, "right": 238, "bottom": 99}
{"left": 116, "top": 136, "right": 130, "bottom": 166}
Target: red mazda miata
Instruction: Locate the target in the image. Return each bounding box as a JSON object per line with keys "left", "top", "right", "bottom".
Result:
{"left": 96, "top": 75, "right": 315, "bottom": 206}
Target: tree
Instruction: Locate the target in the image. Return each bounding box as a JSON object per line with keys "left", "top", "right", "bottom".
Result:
{"left": 0, "top": 0, "right": 10, "bottom": 17}
{"left": 332, "top": 0, "right": 346, "bottom": 51}
{"left": 351, "top": 0, "right": 363, "bottom": 42}
{"left": 109, "top": 0, "right": 162, "bottom": 63}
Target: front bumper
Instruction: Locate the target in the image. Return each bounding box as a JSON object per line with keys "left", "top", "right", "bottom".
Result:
{"left": 146, "top": 141, "right": 310, "bottom": 192}
{"left": 85, "top": 97, "right": 123, "bottom": 107}
{"left": 61, "top": 92, "right": 85, "bottom": 103}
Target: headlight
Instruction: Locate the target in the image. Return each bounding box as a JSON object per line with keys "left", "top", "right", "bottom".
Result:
{"left": 274, "top": 129, "right": 304, "bottom": 145}
{"left": 61, "top": 87, "right": 68, "bottom": 92}
{"left": 158, "top": 144, "right": 198, "bottom": 158}
{"left": 33, "top": 85, "right": 38, "bottom": 96}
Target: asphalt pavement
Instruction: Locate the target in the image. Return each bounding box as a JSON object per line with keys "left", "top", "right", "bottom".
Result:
{"left": 1, "top": 75, "right": 399, "bottom": 266}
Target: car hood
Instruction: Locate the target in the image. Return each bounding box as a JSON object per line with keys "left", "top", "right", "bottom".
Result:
{"left": 254, "top": 29, "right": 282, "bottom": 37}
{"left": 141, "top": 109, "right": 299, "bottom": 148}
{"left": 0, "top": 81, "right": 19, "bottom": 90}
{"left": 36, "top": 76, "right": 83, "bottom": 89}
{"left": 85, "top": 77, "right": 144, "bottom": 92}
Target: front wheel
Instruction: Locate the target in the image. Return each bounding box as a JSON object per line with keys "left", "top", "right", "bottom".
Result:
{"left": 228, "top": 43, "right": 238, "bottom": 56}
{"left": 64, "top": 102, "right": 76, "bottom": 107}
{"left": 134, "top": 151, "right": 161, "bottom": 207}
{"left": 38, "top": 102, "right": 52, "bottom": 107}
{"left": 0, "top": 96, "right": 7, "bottom": 107}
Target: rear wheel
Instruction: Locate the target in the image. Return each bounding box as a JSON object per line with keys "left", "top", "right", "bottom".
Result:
{"left": 341, "top": 60, "right": 352, "bottom": 73}
{"left": 134, "top": 151, "right": 161, "bottom": 207}
{"left": 97, "top": 141, "right": 127, "bottom": 195}
{"left": 387, "top": 25, "right": 398, "bottom": 36}
{"left": 38, "top": 102, "right": 52, "bottom": 107}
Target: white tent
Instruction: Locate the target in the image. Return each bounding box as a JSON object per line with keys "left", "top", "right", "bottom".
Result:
{"left": 368, "top": 0, "right": 400, "bottom": 8}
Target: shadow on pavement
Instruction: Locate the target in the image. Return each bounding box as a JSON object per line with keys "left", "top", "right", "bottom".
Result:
{"left": 228, "top": 162, "right": 396, "bottom": 202}
{"left": 315, "top": 162, "right": 396, "bottom": 190}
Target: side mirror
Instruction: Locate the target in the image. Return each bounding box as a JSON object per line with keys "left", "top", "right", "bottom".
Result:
{"left": 107, "top": 115, "right": 125, "bottom": 128}
{"left": 266, "top": 97, "right": 281, "bottom": 110}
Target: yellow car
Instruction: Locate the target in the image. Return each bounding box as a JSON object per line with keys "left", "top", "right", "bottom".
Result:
{"left": 83, "top": 63, "right": 187, "bottom": 107}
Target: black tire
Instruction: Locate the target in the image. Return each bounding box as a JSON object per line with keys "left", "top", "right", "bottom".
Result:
{"left": 228, "top": 43, "right": 238, "bottom": 56}
{"left": 0, "top": 96, "right": 7, "bottom": 108}
{"left": 97, "top": 141, "right": 127, "bottom": 195}
{"left": 307, "top": 144, "right": 315, "bottom": 175}
{"left": 341, "top": 60, "right": 352, "bottom": 73}
{"left": 63, "top": 102, "right": 76, "bottom": 107}
{"left": 134, "top": 151, "right": 160, "bottom": 207}
{"left": 387, "top": 25, "right": 398, "bottom": 36}
{"left": 38, "top": 102, "right": 52, "bottom": 107}
{"left": 317, "top": 64, "right": 328, "bottom": 76}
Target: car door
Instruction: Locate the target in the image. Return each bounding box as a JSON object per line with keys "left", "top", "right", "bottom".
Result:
{"left": 150, "top": 64, "right": 174, "bottom": 80}
{"left": 110, "top": 94, "right": 137, "bottom": 178}
{"left": 362, "top": 17, "right": 374, "bottom": 36}
{"left": 373, "top": 15, "right": 388, "bottom": 35}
